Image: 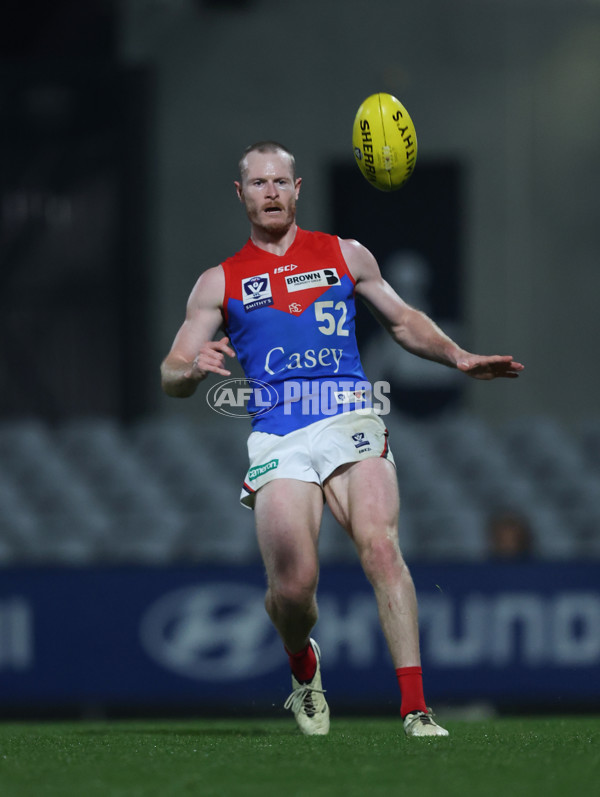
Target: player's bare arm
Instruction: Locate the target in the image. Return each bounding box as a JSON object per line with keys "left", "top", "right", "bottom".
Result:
{"left": 160, "top": 265, "right": 236, "bottom": 398}
{"left": 340, "top": 238, "right": 524, "bottom": 380}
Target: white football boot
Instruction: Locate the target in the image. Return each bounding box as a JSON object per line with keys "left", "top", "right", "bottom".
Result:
{"left": 283, "top": 639, "right": 330, "bottom": 736}
{"left": 403, "top": 708, "right": 449, "bottom": 737}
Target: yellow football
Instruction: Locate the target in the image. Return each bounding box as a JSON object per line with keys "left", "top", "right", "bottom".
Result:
{"left": 352, "top": 93, "right": 418, "bottom": 191}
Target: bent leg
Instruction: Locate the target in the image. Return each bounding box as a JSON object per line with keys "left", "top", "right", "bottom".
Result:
{"left": 254, "top": 478, "right": 324, "bottom": 654}
{"left": 324, "top": 457, "right": 420, "bottom": 668}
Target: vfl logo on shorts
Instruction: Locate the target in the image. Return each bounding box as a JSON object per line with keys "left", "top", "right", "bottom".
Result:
{"left": 248, "top": 458, "right": 279, "bottom": 481}
{"left": 242, "top": 273, "right": 273, "bottom": 311}
{"left": 352, "top": 432, "right": 371, "bottom": 449}
{"left": 285, "top": 268, "right": 340, "bottom": 293}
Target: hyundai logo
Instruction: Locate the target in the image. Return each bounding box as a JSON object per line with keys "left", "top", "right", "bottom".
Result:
{"left": 139, "top": 583, "right": 282, "bottom": 681}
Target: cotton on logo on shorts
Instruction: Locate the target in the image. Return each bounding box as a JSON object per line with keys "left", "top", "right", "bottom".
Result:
{"left": 206, "top": 378, "right": 278, "bottom": 418}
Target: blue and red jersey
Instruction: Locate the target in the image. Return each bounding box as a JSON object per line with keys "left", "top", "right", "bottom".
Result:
{"left": 222, "top": 228, "right": 369, "bottom": 434}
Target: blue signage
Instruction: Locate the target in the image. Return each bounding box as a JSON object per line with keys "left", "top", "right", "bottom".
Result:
{"left": 0, "top": 563, "right": 598, "bottom": 710}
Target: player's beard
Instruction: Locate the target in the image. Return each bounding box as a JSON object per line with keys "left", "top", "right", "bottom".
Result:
{"left": 249, "top": 199, "right": 296, "bottom": 238}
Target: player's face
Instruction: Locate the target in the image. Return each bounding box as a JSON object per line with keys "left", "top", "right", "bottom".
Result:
{"left": 236, "top": 151, "right": 301, "bottom": 235}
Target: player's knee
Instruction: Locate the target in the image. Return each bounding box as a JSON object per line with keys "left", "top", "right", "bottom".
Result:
{"left": 269, "top": 569, "right": 318, "bottom": 610}
{"left": 359, "top": 534, "right": 406, "bottom": 583}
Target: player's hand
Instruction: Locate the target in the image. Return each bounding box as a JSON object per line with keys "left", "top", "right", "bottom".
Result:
{"left": 186, "top": 336, "right": 236, "bottom": 379}
{"left": 457, "top": 354, "right": 524, "bottom": 380}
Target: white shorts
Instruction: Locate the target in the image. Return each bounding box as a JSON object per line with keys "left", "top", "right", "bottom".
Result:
{"left": 240, "top": 409, "right": 395, "bottom": 508}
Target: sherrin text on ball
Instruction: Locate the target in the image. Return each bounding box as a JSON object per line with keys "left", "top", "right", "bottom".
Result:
{"left": 352, "top": 93, "right": 417, "bottom": 191}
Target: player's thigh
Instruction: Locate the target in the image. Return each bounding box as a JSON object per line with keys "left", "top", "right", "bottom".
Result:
{"left": 323, "top": 457, "right": 399, "bottom": 545}
{"left": 254, "top": 478, "right": 324, "bottom": 586}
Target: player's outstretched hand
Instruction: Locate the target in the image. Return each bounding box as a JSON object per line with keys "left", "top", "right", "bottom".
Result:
{"left": 187, "top": 336, "right": 236, "bottom": 379}
{"left": 457, "top": 354, "right": 524, "bottom": 380}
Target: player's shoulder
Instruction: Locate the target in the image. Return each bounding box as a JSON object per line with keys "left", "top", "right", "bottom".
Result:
{"left": 338, "top": 237, "right": 364, "bottom": 257}
{"left": 188, "top": 263, "right": 225, "bottom": 308}
{"left": 196, "top": 263, "right": 225, "bottom": 287}
{"left": 337, "top": 237, "right": 379, "bottom": 281}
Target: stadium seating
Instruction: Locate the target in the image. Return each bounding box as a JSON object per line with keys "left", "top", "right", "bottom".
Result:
{"left": 0, "top": 413, "right": 598, "bottom": 565}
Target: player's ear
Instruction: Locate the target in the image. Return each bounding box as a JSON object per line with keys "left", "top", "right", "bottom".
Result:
{"left": 295, "top": 177, "right": 302, "bottom": 198}
{"left": 234, "top": 181, "right": 244, "bottom": 202}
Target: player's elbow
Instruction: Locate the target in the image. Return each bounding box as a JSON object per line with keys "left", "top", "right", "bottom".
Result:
{"left": 160, "top": 362, "right": 195, "bottom": 398}
{"left": 388, "top": 317, "right": 410, "bottom": 346}
{"left": 161, "top": 378, "right": 195, "bottom": 399}
{"left": 161, "top": 378, "right": 180, "bottom": 398}
{"left": 389, "top": 306, "right": 425, "bottom": 347}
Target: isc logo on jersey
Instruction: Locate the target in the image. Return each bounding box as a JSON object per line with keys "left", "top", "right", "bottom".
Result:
{"left": 274, "top": 264, "right": 299, "bottom": 274}
{"left": 242, "top": 273, "right": 273, "bottom": 312}
{"left": 285, "top": 268, "right": 340, "bottom": 293}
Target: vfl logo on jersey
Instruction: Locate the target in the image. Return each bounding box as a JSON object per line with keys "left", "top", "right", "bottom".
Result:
{"left": 285, "top": 268, "right": 340, "bottom": 293}
{"left": 242, "top": 273, "right": 273, "bottom": 312}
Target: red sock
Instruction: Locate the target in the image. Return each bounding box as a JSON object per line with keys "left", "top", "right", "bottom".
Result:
{"left": 286, "top": 642, "right": 317, "bottom": 682}
{"left": 396, "top": 666, "right": 428, "bottom": 718}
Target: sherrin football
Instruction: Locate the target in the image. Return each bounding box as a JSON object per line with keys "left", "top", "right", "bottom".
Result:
{"left": 352, "top": 93, "right": 417, "bottom": 191}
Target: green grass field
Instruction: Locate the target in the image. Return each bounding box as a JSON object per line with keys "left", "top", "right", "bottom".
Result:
{"left": 0, "top": 716, "right": 598, "bottom": 797}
